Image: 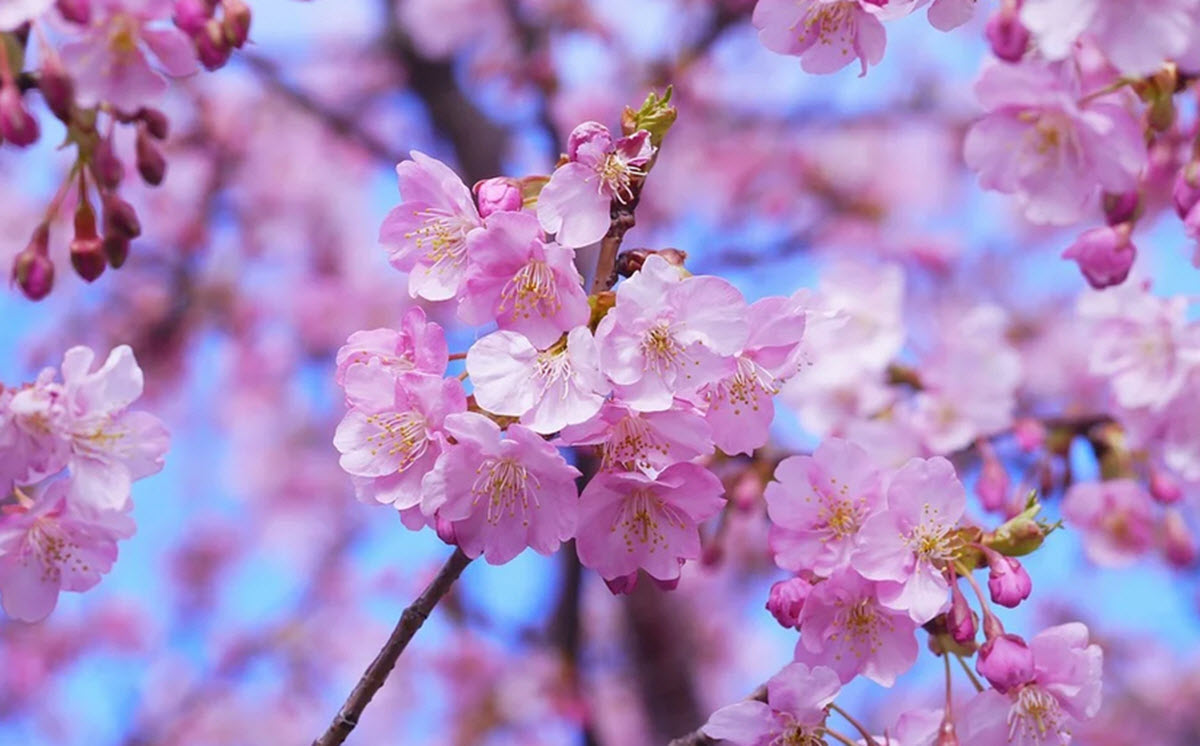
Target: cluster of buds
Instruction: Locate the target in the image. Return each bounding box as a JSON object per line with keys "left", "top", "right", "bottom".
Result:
{"left": 173, "top": 0, "right": 251, "bottom": 70}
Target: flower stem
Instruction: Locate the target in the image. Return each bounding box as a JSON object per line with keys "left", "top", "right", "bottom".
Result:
{"left": 830, "top": 702, "right": 881, "bottom": 746}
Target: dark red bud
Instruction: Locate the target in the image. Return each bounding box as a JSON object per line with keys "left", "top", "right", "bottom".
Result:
{"left": 11, "top": 224, "right": 54, "bottom": 300}
{"left": 93, "top": 136, "right": 124, "bottom": 190}
{"left": 196, "top": 18, "right": 233, "bottom": 70}
{"left": 138, "top": 107, "right": 169, "bottom": 140}
{"left": 102, "top": 235, "right": 130, "bottom": 268}
{"left": 172, "top": 0, "right": 212, "bottom": 35}
{"left": 0, "top": 85, "right": 39, "bottom": 147}
{"left": 102, "top": 194, "right": 141, "bottom": 240}
{"left": 70, "top": 201, "right": 106, "bottom": 282}
{"left": 37, "top": 56, "right": 75, "bottom": 123}
{"left": 135, "top": 130, "right": 166, "bottom": 186}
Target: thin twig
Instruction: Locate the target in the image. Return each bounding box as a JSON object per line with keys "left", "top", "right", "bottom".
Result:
{"left": 955, "top": 652, "right": 985, "bottom": 693}
{"left": 665, "top": 684, "right": 767, "bottom": 746}
{"left": 312, "top": 548, "right": 474, "bottom": 746}
{"left": 830, "top": 702, "right": 881, "bottom": 746}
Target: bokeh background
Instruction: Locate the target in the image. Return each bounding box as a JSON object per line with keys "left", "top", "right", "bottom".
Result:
{"left": 3, "top": 1, "right": 1200, "bottom": 744}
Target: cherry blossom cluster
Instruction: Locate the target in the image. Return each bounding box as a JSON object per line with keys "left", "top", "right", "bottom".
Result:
{"left": 3, "top": 0, "right": 251, "bottom": 300}
{"left": 334, "top": 104, "right": 815, "bottom": 591}
{"left": 722, "top": 437, "right": 1102, "bottom": 745}
{"left": 0, "top": 345, "right": 168, "bottom": 622}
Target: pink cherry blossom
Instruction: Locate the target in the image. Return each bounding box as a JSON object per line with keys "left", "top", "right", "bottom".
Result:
{"left": 595, "top": 254, "right": 747, "bottom": 412}
{"left": 766, "top": 577, "right": 814, "bottom": 629}
{"left": 1062, "top": 479, "right": 1156, "bottom": 567}
{"left": 466, "top": 327, "right": 609, "bottom": 435}
{"left": 753, "top": 0, "right": 888, "bottom": 77}
{"left": 536, "top": 122, "right": 654, "bottom": 248}
{"left": 963, "top": 59, "right": 1147, "bottom": 225}
{"left": 795, "top": 569, "right": 920, "bottom": 686}
{"left": 0, "top": 480, "right": 135, "bottom": 623}
{"left": 379, "top": 150, "right": 485, "bottom": 301}
{"left": 334, "top": 306, "right": 449, "bottom": 387}
{"left": 575, "top": 462, "right": 724, "bottom": 586}
{"left": 333, "top": 364, "right": 466, "bottom": 512}
{"left": 765, "top": 438, "right": 885, "bottom": 576}
{"left": 1021, "top": 0, "right": 1200, "bottom": 76}
{"left": 852, "top": 456, "right": 965, "bottom": 623}
{"left": 925, "top": 0, "right": 977, "bottom": 30}
{"left": 60, "top": 0, "right": 198, "bottom": 111}
{"left": 700, "top": 293, "right": 806, "bottom": 457}
{"left": 421, "top": 413, "right": 581, "bottom": 565}
{"left": 701, "top": 662, "right": 840, "bottom": 746}
{"left": 57, "top": 345, "right": 169, "bottom": 511}
{"left": 458, "top": 211, "right": 589, "bottom": 348}
{"left": 976, "top": 633, "right": 1035, "bottom": 693}
{"left": 958, "top": 623, "right": 1103, "bottom": 746}
{"left": 558, "top": 400, "right": 714, "bottom": 474}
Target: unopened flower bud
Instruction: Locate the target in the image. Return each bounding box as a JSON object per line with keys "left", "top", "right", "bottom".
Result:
{"left": 70, "top": 201, "right": 106, "bottom": 282}
{"left": 1173, "top": 165, "right": 1200, "bottom": 219}
{"left": 138, "top": 107, "right": 169, "bottom": 140}
{"left": 102, "top": 194, "right": 141, "bottom": 240}
{"left": 1103, "top": 191, "right": 1141, "bottom": 226}
{"left": 976, "top": 634, "right": 1034, "bottom": 693}
{"left": 0, "top": 84, "right": 39, "bottom": 147}
{"left": 221, "top": 0, "right": 251, "bottom": 48}
{"left": 473, "top": 177, "right": 522, "bottom": 218}
{"left": 1163, "top": 508, "right": 1198, "bottom": 569}
{"left": 37, "top": 54, "right": 74, "bottom": 123}
{"left": 433, "top": 515, "right": 456, "bottom": 545}
{"left": 985, "top": 7, "right": 1029, "bottom": 63}
{"left": 11, "top": 224, "right": 53, "bottom": 300}
{"left": 102, "top": 235, "right": 129, "bottom": 268}
{"left": 984, "top": 548, "right": 1032, "bottom": 608}
{"left": 196, "top": 18, "right": 233, "bottom": 70}
{"left": 173, "top": 0, "right": 211, "bottom": 35}
{"left": 1150, "top": 470, "right": 1184, "bottom": 504}
{"left": 93, "top": 135, "right": 124, "bottom": 189}
{"left": 766, "top": 577, "right": 812, "bottom": 629}
{"left": 948, "top": 582, "right": 977, "bottom": 646}
{"left": 56, "top": 0, "right": 90, "bottom": 24}
{"left": 135, "top": 130, "right": 166, "bottom": 186}
{"left": 977, "top": 455, "right": 1010, "bottom": 513}
{"left": 1062, "top": 225, "right": 1136, "bottom": 289}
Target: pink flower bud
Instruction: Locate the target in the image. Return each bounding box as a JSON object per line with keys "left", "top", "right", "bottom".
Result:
{"left": 566, "top": 121, "right": 612, "bottom": 162}
{"left": 11, "top": 224, "right": 54, "bottom": 300}
{"left": 196, "top": 18, "right": 233, "bottom": 70}
{"left": 1012, "top": 418, "right": 1045, "bottom": 453}
{"left": 93, "top": 135, "right": 124, "bottom": 190}
{"left": 976, "top": 633, "right": 1035, "bottom": 693}
{"left": 37, "top": 54, "right": 74, "bottom": 123}
{"left": 977, "top": 456, "right": 1010, "bottom": 513}
{"left": 948, "top": 582, "right": 977, "bottom": 646}
{"left": 1173, "top": 166, "right": 1200, "bottom": 219}
{"left": 221, "top": 0, "right": 251, "bottom": 48}
{"left": 135, "top": 130, "right": 166, "bottom": 186}
{"left": 56, "top": 0, "right": 90, "bottom": 24}
{"left": 766, "top": 577, "right": 812, "bottom": 629}
{"left": 1150, "top": 470, "right": 1184, "bottom": 504}
{"left": 1103, "top": 191, "right": 1140, "bottom": 226}
{"left": 473, "top": 177, "right": 522, "bottom": 218}
{"left": 1062, "top": 225, "right": 1136, "bottom": 289}
{"left": 985, "top": 549, "right": 1032, "bottom": 608}
{"left": 1163, "top": 509, "right": 1197, "bottom": 569}
{"left": 0, "top": 84, "right": 39, "bottom": 147}
{"left": 433, "top": 515, "right": 457, "bottom": 545}
{"left": 70, "top": 201, "right": 106, "bottom": 282}
{"left": 175, "top": 0, "right": 214, "bottom": 34}
{"left": 985, "top": 7, "right": 1029, "bottom": 63}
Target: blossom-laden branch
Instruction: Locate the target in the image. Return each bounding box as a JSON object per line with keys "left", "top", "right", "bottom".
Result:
{"left": 312, "top": 548, "right": 474, "bottom": 746}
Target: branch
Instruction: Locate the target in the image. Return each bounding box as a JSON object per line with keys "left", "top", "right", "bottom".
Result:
{"left": 312, "top": 548, "right": 474, "bottom": 746}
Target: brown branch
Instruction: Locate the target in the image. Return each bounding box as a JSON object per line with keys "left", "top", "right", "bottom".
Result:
{"left": 312, "top": 548, "right": 474, "bottom": 746}
{"left": 240, "top": 52, "right": 406, "bottom": 165}
{"left": 591, "top": 200, "right": 640, "bottom": 294}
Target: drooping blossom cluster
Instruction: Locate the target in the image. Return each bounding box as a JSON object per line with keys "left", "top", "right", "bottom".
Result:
{"left": 0, "top": 345, "right": 168, "bottom": 621}
{"left": 4, "top": 0, "right": 251, "bottom": 300}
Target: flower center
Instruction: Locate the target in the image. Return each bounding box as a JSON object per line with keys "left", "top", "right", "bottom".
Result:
{"left": 499, "top": 260, "right": 560, "bottom": 320}
{"left": 108, "top": 15, "right": 140, "bottom": 56}
{"left": 363, "top": 410, "right": 429, "bottom": 472}
{"left": 535, "top": 348, "right": 575, "bottom": 393}
{"left": 798, "top": 1, "right": 854, "bottom": 45}
{"left": 770, "top": 721, "right": 825, "bottom": 746}
{"left": 612, "top": 487, "right": 686, "bottom": 552}
{"left": 597, "top": 153, "right": 645, "bottom": 203}
{"left": 471, "top": 457, "right": 540, "bottom": 525}
{"left": 26, "top": 518, "right": 82, "bottom": 584}
{"left": 602, "top": 415, "right": 667, "bottom": 471}
{"left": 404, "top": 209, "right": 473, "bottom": 274}
{"left": 906, "top": 506, "right": 956, "bottom": 564}
{"left": 1008, "top": 685, "right": 1067, "bottom": 743}
{"left": 833, "top": 597, "right": 892, "bottom": 658}
{"left": 640, "top": 321, "right": 690, "bottom": 377}
{"left": 705, "top": 356, "right": 777, "bottom": 414}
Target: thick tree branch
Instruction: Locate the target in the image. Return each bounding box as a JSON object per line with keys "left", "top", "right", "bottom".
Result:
{"left": 312, "top": 548, "right": 474, "bottom": 746}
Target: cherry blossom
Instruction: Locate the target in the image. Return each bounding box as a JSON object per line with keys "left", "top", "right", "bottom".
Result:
{"left": 701, "top": 662, "right": 841, "bottom": 745}
{"left": 753, "top": 0, "right": 888, "bottom": 77}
